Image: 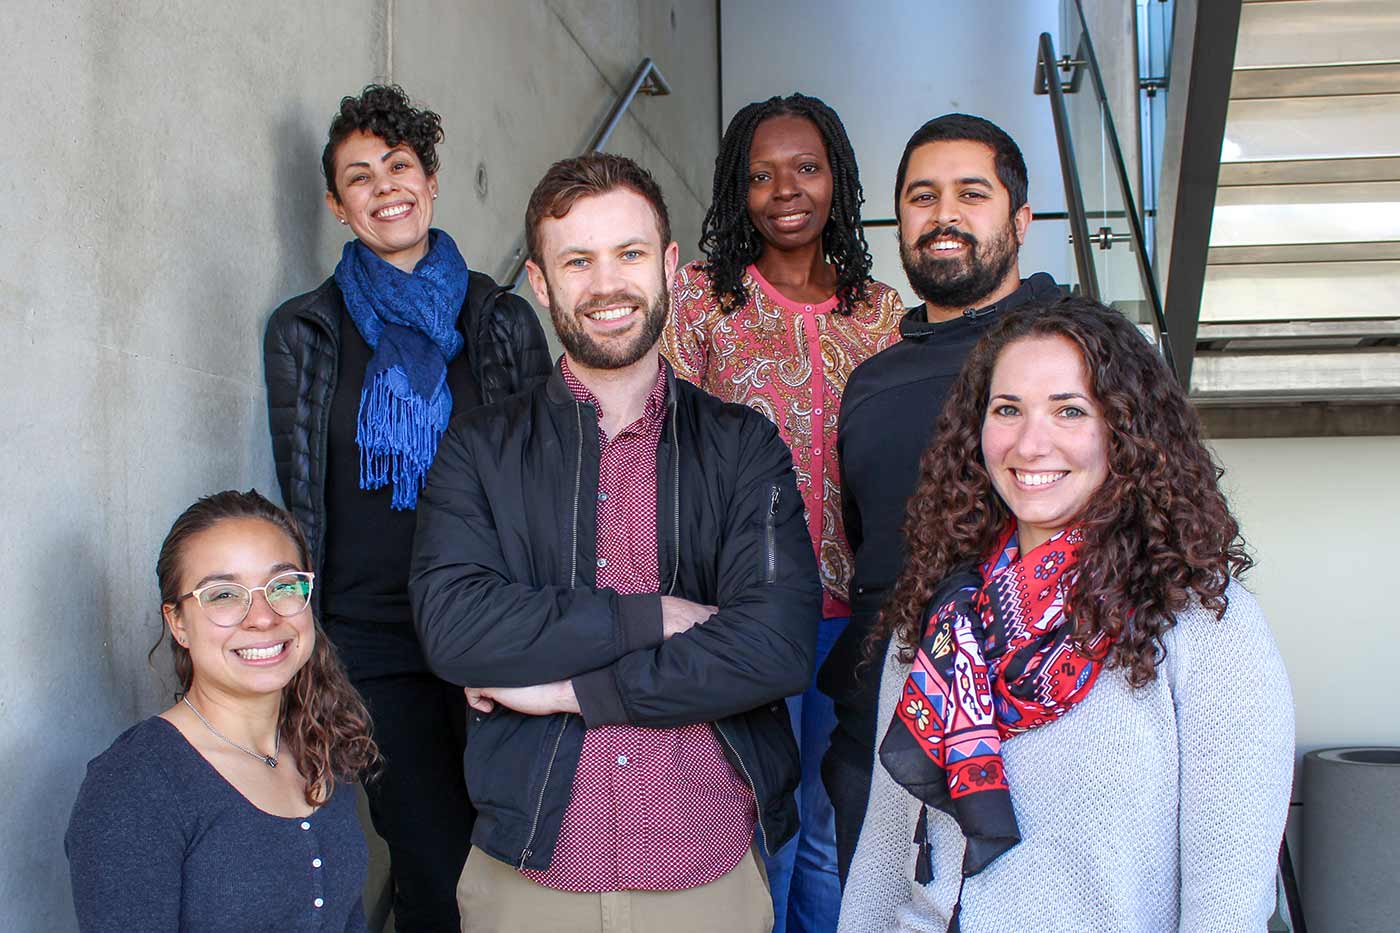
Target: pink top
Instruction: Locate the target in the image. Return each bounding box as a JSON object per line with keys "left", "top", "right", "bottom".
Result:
{"left": 662, "top": 261, "right": 904, "bottom": 615}
{"left": 519, "top": 358, "right": 756, "bottom": 893}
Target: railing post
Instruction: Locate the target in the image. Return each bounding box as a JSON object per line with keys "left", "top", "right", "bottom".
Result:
{"left": 499, "top": 58, "right": 672, "bottom": 290}
{"left": 1038, "top": 32, "right": 1100, "bottom": 301}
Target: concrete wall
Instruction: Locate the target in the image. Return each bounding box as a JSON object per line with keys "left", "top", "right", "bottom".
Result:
{"left": 0, "top": 3, "right": 716, "bottom": 929}
{"left": 720, "top": 0, "right": 1074, "bottom": 309}
{"left": 1211, "top": 436, "right": 1400, "bottom": 870}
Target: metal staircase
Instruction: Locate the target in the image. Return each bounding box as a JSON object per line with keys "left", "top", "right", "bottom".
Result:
{"left": 1192, "top": 0, "right": 1400, "bottom": 414}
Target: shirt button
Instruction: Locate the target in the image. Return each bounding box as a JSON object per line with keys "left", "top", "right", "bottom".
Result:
{"left": 598, "top": 491, "right": 608, "bottom": 502}
{"left": 814, "top": 448, "right": 821, "bottom": 456}
{"left": 312, "top": 857, "right": 322, "bottom": 868}
{"left": 805, "top": 305, "right": 813, "bottom": 311}
{"left": 313, "top": 897, "right": 324, "bottom": 909}
{"left": 814, "top": 407, "right": 823, "bottom": 416}
{"left": 300, "top": 821, "right": 311, "bottom": 831}
{"left": 597, "top": 557, "right": 607, "bottom": 569}
{"left": 617, "top": 754, "right": 629, "bottom": 766}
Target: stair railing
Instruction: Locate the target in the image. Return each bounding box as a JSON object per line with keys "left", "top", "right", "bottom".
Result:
{"left": 496, "top": 58, "right": 671, "bottom": 290}
{"left": 1035, "top": 2, "right": 1178, "bottom": 380}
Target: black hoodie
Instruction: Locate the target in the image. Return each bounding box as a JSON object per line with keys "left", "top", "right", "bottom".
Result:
{"left": 818, "top": 273, "right": 1064, "bottom": 768}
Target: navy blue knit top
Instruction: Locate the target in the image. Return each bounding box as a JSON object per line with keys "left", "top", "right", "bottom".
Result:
{"left": 65, "top": 717, "right": 368, "bottom": 932}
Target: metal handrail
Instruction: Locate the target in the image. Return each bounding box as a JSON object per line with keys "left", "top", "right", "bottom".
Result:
{"left": 496, "top": 58, "right": 671, "bottom": 290}
{"left": 1035, "top": 16, "right": 1179, "bottom": 380}
{"left": 1066, "top": 0, "right": 1176, "bottom": 379}
{"left": 1036, "top": 32, "right": 1100, "bottom": 302}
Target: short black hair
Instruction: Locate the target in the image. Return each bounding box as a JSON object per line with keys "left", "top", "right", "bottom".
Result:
{"left": 894, "top": 113, "right": 1028, "bottom": 219}
{"left": 322, "top": 85, "right": 443, "bottom": 199}
{"left": 700, "top": 93, "right": 873, "bottom": 316}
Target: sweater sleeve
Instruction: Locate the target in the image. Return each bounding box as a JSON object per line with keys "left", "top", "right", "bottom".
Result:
{"left": 65, "top": 740, "right": 186, "bottom": 932}
{"left": 659, "top": 262, "right": 712, "bottom": 388}
{"left": 1171, "top": 582, "right": 1295, "bottom": 933}
{"left": 838, "top": 643, "right": 929, "bottom": 933}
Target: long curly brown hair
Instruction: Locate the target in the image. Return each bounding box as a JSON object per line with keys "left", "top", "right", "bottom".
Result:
{"left": 871, "top": 298, "right": 1252, "bottom": 687}
{"left": 150, "top": 490, "right": 378, "bottom": 806}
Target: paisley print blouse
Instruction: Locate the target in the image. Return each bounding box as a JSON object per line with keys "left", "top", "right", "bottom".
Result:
{"left": 661, "top": 260, "right": 904, "bottom": 615}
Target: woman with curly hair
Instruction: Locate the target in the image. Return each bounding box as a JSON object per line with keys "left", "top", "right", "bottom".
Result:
{"left": 263, "top": 85, "right": 550, "bottom": 930}
{"left": 838, "top": 299, "right": 1293, "bottom": 932}
{"left": 66, "top": 490, "right": 378, "bottom": 931}
{"left": 661, "top": 92, "right": 904, "bottom": 933}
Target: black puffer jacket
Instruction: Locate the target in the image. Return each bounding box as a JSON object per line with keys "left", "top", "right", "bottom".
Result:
{"left": 263, "top": 270, "right": 551, "bottom": 571}
{"left": 409, "top": 360, "right": 821, "bottom": 871}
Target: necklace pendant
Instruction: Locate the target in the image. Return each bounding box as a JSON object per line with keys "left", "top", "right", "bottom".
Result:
{"left": 264, "top": 756, "right": 278, "bottom": 769}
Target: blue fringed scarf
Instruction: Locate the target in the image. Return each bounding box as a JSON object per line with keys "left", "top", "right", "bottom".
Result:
{"left": 334, "top": 229, "right": 468, "bottom": 510}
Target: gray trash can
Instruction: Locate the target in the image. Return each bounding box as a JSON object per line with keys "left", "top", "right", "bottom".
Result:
{"left": 1301, "top": 747, "right": 1400, "bottom": 932}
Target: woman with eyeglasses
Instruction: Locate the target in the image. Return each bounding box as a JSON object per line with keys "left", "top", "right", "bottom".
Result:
{"left": 263, "top": 84, "right": 549, "bottom": 932}
{"left": 66, "top": 489, "right": 377, "bottom": 932}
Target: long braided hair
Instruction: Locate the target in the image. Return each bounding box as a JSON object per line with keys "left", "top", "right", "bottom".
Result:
{"left": 700, "top": 93, "right": 873, "bottom": 316}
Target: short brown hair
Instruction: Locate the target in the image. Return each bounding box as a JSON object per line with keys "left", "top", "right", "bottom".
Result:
{"left": 525, "top": 153, "right": 671, "bottom": 264}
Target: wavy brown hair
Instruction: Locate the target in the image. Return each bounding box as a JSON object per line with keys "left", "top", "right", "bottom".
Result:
{"left": 150, "top": 490, "right": 377, "bottom": 806}
{"left": 871, "top": 298, "right": 1252, "bottom": 687}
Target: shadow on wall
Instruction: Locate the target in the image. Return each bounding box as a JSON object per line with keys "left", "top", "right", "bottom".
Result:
{"left": 271, "top": 103, "right": 334, "bottom": 312}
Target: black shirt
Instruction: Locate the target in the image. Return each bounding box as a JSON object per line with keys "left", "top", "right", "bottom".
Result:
{"left": 320, "top": 305, "right": 482, "bottom": 627}
{"left": 819, "top": 274, "right": 1064, "bottom": 734}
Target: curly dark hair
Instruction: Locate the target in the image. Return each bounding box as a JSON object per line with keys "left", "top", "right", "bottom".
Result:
{"left": 150, "top": 490, "right": 378, "bottom": 806}
{"left": 699, "top": 93, "right": 874, "bottom": 316}
{"left": 322, "top": 84, "right": 443, "bottom": 199}
{"left": 872, "top": 298, "right": 1253, "bottom": 687}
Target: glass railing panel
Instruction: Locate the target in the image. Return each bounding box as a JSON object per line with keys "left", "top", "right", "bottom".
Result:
{"left": 1236, "top": 0, "right": 1400, "bottom": 70}
{"left": 1223, "top": 94, "right": 1400, "bottom": 163}
{"left": 1210, "top": 181, "right": 1400, "bottom": 247}
{"left": 1200, "top": 260, "right": 1400, "bottom": 322}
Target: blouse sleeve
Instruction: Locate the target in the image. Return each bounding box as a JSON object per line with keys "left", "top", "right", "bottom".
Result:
{"left": 1172, "top": 583, "right": 1295, "bottom": 932}
{"left": 65, "top": 746, "right": 186, "bottom": 932}
{"left": 660, "top": 263, "right": 712, "bottom": 386}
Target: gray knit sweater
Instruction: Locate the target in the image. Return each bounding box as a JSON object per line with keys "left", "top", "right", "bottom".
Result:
{"left": 838, "top": 580, "right": 1294, "bottom": 933}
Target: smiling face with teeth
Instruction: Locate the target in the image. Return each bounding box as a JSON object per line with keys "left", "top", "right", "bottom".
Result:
{"left": 527, "top": 187, "right": 679, "bottom": 374}
{"left": 980, "top": 335, "right": 1109, "bottom": 554}
{"left": 163, "top": 517, "right": 315, "bottom": 703}
{"left": 327, "top": 130, "right": 438, "bottom": 272}
{"left": 745, "top": 114, "right": 834, "bottom": 257}
{"left": 897, "top": 139, "right": 1031, "bottom": 319}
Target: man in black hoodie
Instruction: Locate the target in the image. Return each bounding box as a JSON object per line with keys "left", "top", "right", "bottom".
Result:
{"left": 819, "top": 114, "right": 1064, "bottom": 880}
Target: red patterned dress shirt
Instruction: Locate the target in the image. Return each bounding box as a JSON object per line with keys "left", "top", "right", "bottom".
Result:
{"left": 662, "top": 261, "right": 904, "bottom": 616}
{"left": 518, "top": 357, "right": 757, "bottom": 893}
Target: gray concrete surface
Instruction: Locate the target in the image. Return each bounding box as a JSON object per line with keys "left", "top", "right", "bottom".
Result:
{"left": 0, "top": 3, "right": 716, "bottom": 930}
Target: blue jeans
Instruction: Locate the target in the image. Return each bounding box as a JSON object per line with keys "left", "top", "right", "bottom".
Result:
{"left": 762, "top": 616, "right": 848, "bottom": 933}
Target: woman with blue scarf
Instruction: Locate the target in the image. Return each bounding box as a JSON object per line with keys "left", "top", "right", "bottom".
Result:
{"left": 264, "top": 85, "right": 550, "bottom": 932}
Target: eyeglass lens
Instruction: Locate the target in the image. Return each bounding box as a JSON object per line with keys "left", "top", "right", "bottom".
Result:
{"left": 196, "top": 572, "right": 313, "bottom": 626}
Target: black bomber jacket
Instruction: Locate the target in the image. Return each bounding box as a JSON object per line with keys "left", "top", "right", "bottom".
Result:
{"left": 262, "top": 270, "right": 551, "bottom": 573}
{"left": 409, "top": 359, "right": 822, "bottom": 871}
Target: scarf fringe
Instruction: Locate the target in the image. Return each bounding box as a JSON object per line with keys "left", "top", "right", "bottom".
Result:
{"left": 357, "top": 367, "right": 452, "bottom": 510}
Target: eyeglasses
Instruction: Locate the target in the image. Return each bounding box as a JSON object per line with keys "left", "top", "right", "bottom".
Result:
{"left": 174, "top": 571, "right": 315, "bottom": 628}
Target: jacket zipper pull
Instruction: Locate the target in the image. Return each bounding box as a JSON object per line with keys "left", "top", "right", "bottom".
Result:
{"left": 769, "top": 486, "right": 780, "bottom": 515}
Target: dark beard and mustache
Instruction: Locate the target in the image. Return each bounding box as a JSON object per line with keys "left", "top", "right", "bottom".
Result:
{"left": 547, "top": 279, "right": 670, "bottom": 371}
{"left": 899, "top": 218, "right": 1019, "bottom": 310}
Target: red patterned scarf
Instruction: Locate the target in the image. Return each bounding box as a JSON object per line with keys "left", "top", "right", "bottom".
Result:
{"left": 879, "top": 523, "right": 1109, "bottom": 884}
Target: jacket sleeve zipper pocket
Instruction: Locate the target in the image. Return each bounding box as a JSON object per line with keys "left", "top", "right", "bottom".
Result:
{"left": 764, "top": 484, "right": 780, "bottom": 584}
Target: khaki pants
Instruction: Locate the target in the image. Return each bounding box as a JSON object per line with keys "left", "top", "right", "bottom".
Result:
{"left": 456, "top": 847, "right": 774, "bottom": 933}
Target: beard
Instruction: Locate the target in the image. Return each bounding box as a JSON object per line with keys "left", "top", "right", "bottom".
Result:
{"left": 547, "top": 275, "right": 670, "bottom": 371}
{"left": 900, "top": 217, "right": 1019, "bottom": 310}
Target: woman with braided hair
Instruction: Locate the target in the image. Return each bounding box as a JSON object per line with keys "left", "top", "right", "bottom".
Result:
{"left": 660, "top": 92, "right": 903, "bottom": 933}
{"left": 839, "top": 299, "right": 1294, "bottom": 932}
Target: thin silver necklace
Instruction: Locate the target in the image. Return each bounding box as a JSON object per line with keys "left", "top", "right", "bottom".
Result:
{"left": 182, "top": 695, "right": 279, "bottom": 768}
